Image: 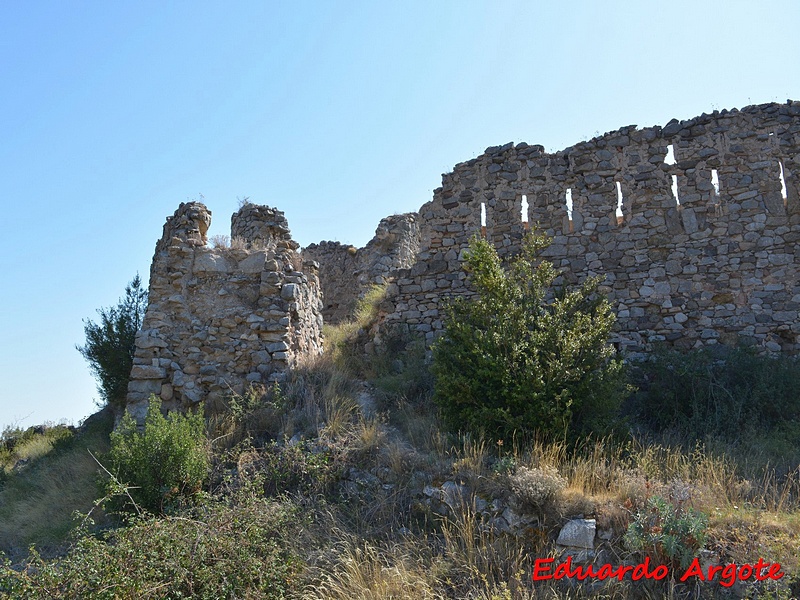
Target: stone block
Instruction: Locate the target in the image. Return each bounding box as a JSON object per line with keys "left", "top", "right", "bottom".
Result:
{"left": 557, "top": 519, "right": 596, "bottom": 549}
{"left": 281, "top": 283, "right": 297, "bottom": 299}
{"left": 130, "top": 365, "right": 166, "bottom": 380}
{"left": 193, "top": 252, "right": 230, "bottom": 273}
{"left": 127, "top": 379, "right": 162, "bottom": 395}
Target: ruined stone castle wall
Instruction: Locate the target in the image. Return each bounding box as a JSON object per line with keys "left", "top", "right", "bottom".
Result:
{"left": 381, "top": 101, "right": 800, "bottom": 355}
{"left": 126, "top": 202, "right": 323, "bottom": 421}
{"left": 304, "top": 213, "right": 420, "bottom": 323}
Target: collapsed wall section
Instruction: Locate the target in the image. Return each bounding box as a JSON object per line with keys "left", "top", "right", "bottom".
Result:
{"left": 126, "top": 202, "right": 323, "bottom": 421}
{"left": 381, "top": 101, "right": 800, "bottom": 355}
{"left": 304, "top": 213, "right": 420, "bottom": 323}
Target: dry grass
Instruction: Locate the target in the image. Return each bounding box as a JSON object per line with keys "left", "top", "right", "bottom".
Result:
{"left": 355, "top": 417, "right": 387, "bottom": 457}
{"left": 303, "top": 539, "right": 445, "bottom": 600}
{"left": 322, "top": 284, "right": 388, "bottom": 373}
{"left": 438, "top": 504, "right": 536, "bottom": 596}
{"left": 4, "top": 319, "right": 800, "bottom": 599}
{"left": 209, "top": 234, "right": 230, "bottom": 248}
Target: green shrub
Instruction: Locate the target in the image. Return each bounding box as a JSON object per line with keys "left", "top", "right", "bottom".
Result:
{"left": 107, "top": 397, "right": 209, "bottom": 514}
{"left": 624, "top": 494, "right": 708, "bottom": 569}
{"left": 431, "top": 232, "right": 627, "bottom": 443}
{"left": 0, "top": 492, "right": 301, "bottom": 599}
{"left": 629, "top": 346, "right": 800, "bottom": 442}
{"left": 370, "top": 326, "right": 434, "bottom": 402}
{"left": 245, "top": 440, "right": 338, "bottom": 498}
{"left": 76, "top": 275, "right": 148, "bottom": 410}
{"left": 1, "top": 425, "right": 74, "bottom": 477}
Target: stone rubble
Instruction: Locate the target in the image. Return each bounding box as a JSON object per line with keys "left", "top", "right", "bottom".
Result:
{"left": 556, "top": 518, "right": 597, "bottom": 549}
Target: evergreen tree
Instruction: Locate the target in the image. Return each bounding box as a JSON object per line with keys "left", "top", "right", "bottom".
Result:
{"left": 77, "top": 275, "right": 148, "bottom": 410}
{"left": 432, "top": 233, "right": 626, "bottom": 442}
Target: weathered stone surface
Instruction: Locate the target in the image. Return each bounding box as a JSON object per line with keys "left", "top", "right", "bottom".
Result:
{"left": 281, "top": 283, "right": 297, "bottom": 300}
{"left": 440, "top": 480, "right": 469, "bottom": 509}
{"left": 135, "top": 332, "right": 168, "bottom": 348}
{"left": 129, "top": 365, "right": 166, "bottom": 380}
{"left": 304, "top": 214, "right": 420, "bottom": 324}
{"left": 557, "top": 518, "right": 596, "bottom": 549}
{"left": 238, "top": 251, "right": 268, "bottom": 273}
{"left": 193, "top": 251, "right": 230, "bottom": 273}
{"left": 127, "top": 379, "right": 162, "bottom": 395}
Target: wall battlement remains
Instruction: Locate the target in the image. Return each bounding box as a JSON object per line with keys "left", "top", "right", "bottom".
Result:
{"left": 126, "top": 101, "right": 800, "bottom": 422}
{"left": 126, "top": 202, "right": 323, "bottom": 421}
{"left": 304, "top": 213, "right": 420, "bottom": 323}
{"left": 374, "top": 101, "right": 800, "bottom": 355}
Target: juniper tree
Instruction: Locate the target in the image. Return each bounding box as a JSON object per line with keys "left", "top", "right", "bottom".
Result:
{"left": 431, "top": 232, "right": 626, "bottom": 442}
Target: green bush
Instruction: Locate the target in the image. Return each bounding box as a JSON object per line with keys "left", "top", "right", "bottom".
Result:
{"left": 107, "top": 397, "right": 209, "bottom": 514}
{"left": 629, "top": 346, "right": 800, "bottom": 442}
{"left": 625, "top": 495, "right": 708, "bottom": 570}
{"left": 77, "top": 275, "right": 148, "bottom": 410}
{"left": 370, "top": 326, "right": 434, "bottom": 402}
{"left": 238, "top": 440, "right": 338, "bottom": 499}
{"left": 431, "top": 233, "right": 627, "bottom": 442}
{"left": 1, "top": 425, "right": 74, "bottom": 477}
{"left": 0, "top": 492, "right": 301, "bottom": 599}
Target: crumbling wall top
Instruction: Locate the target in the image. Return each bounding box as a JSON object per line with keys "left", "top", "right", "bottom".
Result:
{"left": 231, "top": 203, "right": 299, "bottom": 253}
{"left": 155, "top": 201, "right": 212, "bottom": 254}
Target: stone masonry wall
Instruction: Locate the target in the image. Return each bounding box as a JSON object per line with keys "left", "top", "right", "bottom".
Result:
{"left": 380, "top": 101, "right": 800, "bottom": 356}
{"left": 304, "top": 213, "right": 420, "bottom": 323}
{"left": 126, "top": 202, "right": 323, "bottom": 421}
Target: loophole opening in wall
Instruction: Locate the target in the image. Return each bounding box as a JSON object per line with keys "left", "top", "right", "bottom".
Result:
{"left": 480, "top": 202, "right": 487, "bottom": 238}
{"left": 671, "top": 175, "right": 681, "bottom": 206}
{"left": 711, "top": 169, "right": 720, "bottom": 197}
{"left": 664, "top": 144, "right": 676, "bottom": 165}
{"left": 779, "top": 161, "right": 788, "bottom": 208}
{"left": 615, "top": 181, "right": 624, "bottom": 224}
{"left": 711, "top": 169, "right": 721, "bottom": 215}
{"left": 565, "top": 189, "right": 574, "bottom": 232}
{"left": 521, "top": 194, "right": 530, "bottom": 230}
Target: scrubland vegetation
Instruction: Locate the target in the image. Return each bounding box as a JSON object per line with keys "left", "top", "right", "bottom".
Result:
{"left": 1, "top": 235, "right": 798, "bottom": 598}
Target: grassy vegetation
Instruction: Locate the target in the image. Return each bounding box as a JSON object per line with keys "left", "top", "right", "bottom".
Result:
{"left": 1, "top": 288, "right": 799, "bottom": 598}
{"left": 0, "top": 409, "right": 114, "bottom": 561}
{"left": 1, "top": 424, "right": 74, "bottom": 477}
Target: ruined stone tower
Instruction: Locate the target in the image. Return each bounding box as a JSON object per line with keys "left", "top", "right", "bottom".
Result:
{"left": 126, "top": 201, "right": 323, "bottom": 421}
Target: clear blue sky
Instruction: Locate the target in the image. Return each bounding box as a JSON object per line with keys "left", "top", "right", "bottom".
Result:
{"left": 1, "top": 0, "right": 798, "bottom": 428}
